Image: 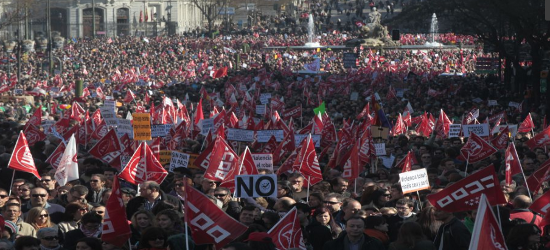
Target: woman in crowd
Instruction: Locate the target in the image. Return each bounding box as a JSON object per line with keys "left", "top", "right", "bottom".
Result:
{"left": 63, "top": 213, "right": 103, "bottom": 250}
{"left": 130, "top": 210, "right": 155, "bottom": 245}
{"left": 369, "top": 188, "right": 392, "bottom": 210}
{"left": 416, "top": 206, "right": 443, "bottom": 241}
{"left": 86, "top": 174, "right": 108, "bottom": 205}
{"left": 25, "top": 207, "right": 57, "bottom": 231}
{"left": 154, "top": 209, "right": 183, "bottom": 237}
{"left": 75, "top": 237, "right": 103, "bottom": 250}
{"left": 58, "top": 202, "right": 89, "bottom": 236}
{"left": 389, "top": 222, "right": 435, "bottom": 250}
{"left": 138, "top": 227, "right": 168, "bottom": 250}
{"left": 306, "top": 207, "right": 342, "bottom": 250}
{"left": 506, "top": 224, "right": 542, "bottom": 250}
{"left": 364, "top": 215, "right": 390, "bottom": 248}
{"left": 37, "top": 228, "right": 64, "bottom": 250}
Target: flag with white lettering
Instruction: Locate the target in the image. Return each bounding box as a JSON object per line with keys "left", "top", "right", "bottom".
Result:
{"left": 529, "top": 189, "right": 550, "bottom": 216}
{"left": 118, "top": 142, "right": 168, "bottom": 185}
{"left": 184, "top": 182, "right": 248, "bottom": 248}
{"left": 220, "top": 147, "right": 259, "bottom": 192}
{"left": 526, "top": 126, "right": 550, "bottom": 150}
{"left": 267, "top": 207, "right": 306, "bottom": 250}
{"left": 8, "top": 131, "right": 41, "bottom": 179}
{"left": 426, "top": 166, "right": 506, "bottom": 212}
{"left": 468, "top": 194, "right": 508, "bottom": 250}
{"left": 101, "top": 177, "right": 131, "bottom": 246}
{"left": 204, "top": 137, "right": 239, "bottom": 182}
{"left": 460, "top": 132, "right": 497, "bottom": 163}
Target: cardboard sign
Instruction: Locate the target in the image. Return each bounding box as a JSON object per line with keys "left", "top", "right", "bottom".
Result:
{"left": 169, "top": 151, "right": 190, "bottom": 171}
{"left": 158, "top": 150, "right": 172, "bottom": 166}
{"left": 116, "top": 119, "right": 134, "bottom": 139}
{"left": 188, "top": 154, "right": 199, "bottom": 169}
{"left": 227, "top": 128, "right": 255, "bottom": 142}
{"left": 370, "top": 126, "right": 389, "bottom": 140}
{"left": 448, "top": 124, "right": 462, "bottom": 138}
{"left": 462, "top": 124, "right": 490, "bottom": 137}
{"left": 252, "top": 153, "right": 273, "bottom": 171}
{"left": 257, "top": 130, "right": 284, "bottom": 143}
{"left": 399, "top": 168, "right": 430, "bottom": 194}
{"left": 380, "top": 155, "right": 395, "bottom": 168}
{"left": 259, "top": 93, "right": 272, "bottom": 104}
{"left": 235, "top": 174, "right": 277, "bottom": 198}
{"left": 200, "top": 118, "right": 214, "bottom": 135}
{"left": 256, "top": 105, "right": 266, "bottom": 115}
{"left": 132, "top": 113, "right": 152, "bottom": 140}
{"left": 151, "top": 124, "right": 172, "bottom": 138}
{"left": 374, "top": 143, "right": 386, "bottom": 156}
{"left": 294, "top": 134, "right": 321, "bottom": 147}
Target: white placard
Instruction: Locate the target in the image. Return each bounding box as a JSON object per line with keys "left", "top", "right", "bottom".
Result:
{"left": 256, "top": 105, "right": 266, "bottom": 115}
{"left": 294, "top": 134, "right": 321, "bottom": 147}
{"left": 116, "top": 119, "right": 134, "bottom": 139}
{"left": 100, "top": 107, "right": 118, "bottom": 126}
{"left": 169, "top": 151, "right": 190, "bottom": 171}
{"left": 488, "top": 100, "right": 498, "bottom": 106}
{"left": 380, "top": 155, "right": 395, "bottom": 168}
{"left": 494, "top": 125, "right": 518, "bottom": 137}
{"left": 252, "top": 153, "right": 273, "bottom": 171}
{"left": 399, "top": 168, "right": 430, "bottom": 194}
{"left": 103, "top": 100, "right": 116, "bottom": 111}
{"left": 448, "top": 124, "right": 462, "bottom": 138}
{"left": 509, "top": 101, "right": 520, "bottom": 108}
{"left": 235, "top": 174, "right": 277, "bottom": 198}
{"left": 151, "top": 124, "right": 172, "bottom": 137}
{"left": 260, "top": 93, "right": 272, "bottom": 104}
{"left": 200, "top": 118, "right": 214, "bottom": 135}
{"left": 257, "top": 130, "right": 284, "bottom": 143}
{"left": 374, "top": 143, "right": 386, "bottom": 156}
{"left": 227, "top": 128, "right": 255, "bottom": 142}
{"left": 462, "top": 124, "right": 490, "bottom": 137}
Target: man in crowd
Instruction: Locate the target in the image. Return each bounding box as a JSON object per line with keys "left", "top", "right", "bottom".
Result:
{"left": 509, "top": 195, "right": 542, "bottom": 226}
{"left": 324, "top": 193, "right": 344, "bottom": 218}
{"left": 330, "top": 177, "right": 350, "bottom": 198}
{"left": 126, "top": 181, "right": 182, "bottom": 220}
{"left": 0, "top": 188, "right": 8, "bottom": 210}
{"left": 334, "top": 199, "right": 362, "bottom": 229}
{"left": 433, "top": 207, "right": 471, "bottom": 250}
{"left": 50, "top": 185, "right": 90, "bottom": 208}
{"left": 2, "top": 203, "right": 36, "bottom": 237}
{"left": 288, "top": 173, "right": 307, "bottom": 201}
{"left": 214, "top": 187, "right": 241, "bottom": 219}
{"left": 323, "top": 216, "right": 385, "bottom": 250}
{"left": 386, "top": 199, "right": 417, "bottom": 241}
{"left": 23, "top": 188, "right": 65, "bottom": 224}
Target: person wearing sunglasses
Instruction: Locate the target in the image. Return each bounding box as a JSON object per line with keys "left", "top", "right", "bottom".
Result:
{"left": 25, "top": 207, "right": 56, "bottom": 232}
{"left": 64, "top": 213, "right": 103, "bottom": 250}
{"left": 138, "top": 227, "right": 168, "bottom": 250}
{"left": 0, "top": 188, "right": 8, "bottom": 210}
{"left": 58, "top": 202, "right": 89, "bottom": 237}
{"left": 86, "top": 175, "right": 107, "bottom": 205}
{"left": 213, "top": 187, "right": 241, "bottom": 219}
{"left": 37, "top": 228, "right": 64, "bottom": 250}
{"left": 23, "top": 188, "right": 65, "bottom": 224}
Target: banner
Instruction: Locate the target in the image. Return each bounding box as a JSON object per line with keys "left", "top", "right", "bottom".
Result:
{"left": 235, "top": 174, "right": 277, "bottom": 198}
{"left": 227, "top": 128, "right": 255, "bottom": 142}
{"left": 462, "top": 124, "right": 490, "bottom": 137}
{"left": 132, "top": 113, "right": 152, "bottom": 140}
{"left": 282, "top": 106, "right": 302, "bottom": 120}
{"left": 257, "top": 130, "right": 284, "bottom": 142}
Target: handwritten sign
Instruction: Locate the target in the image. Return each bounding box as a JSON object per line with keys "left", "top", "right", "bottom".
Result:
{"left": 227, "top": 128, "right": 255, "bottom": 142}
{"left": 252, "top": 153, "right": 273, "bottom": 171}
{"left": 200, "top": 118, "right": 214, "bottom": 135}
{"left": 448, "top": 124, "right": 462, "bottom": 138}
{"left": 256, "top": 105, "right": 266, "bottom": 115}
{"left": 151, "top": 124, "right": 172, "bottom": 138}
{"left": 374, "top": 143, "right": 386, "bottom": 156}
{"left": 462, "top": 124, "right": 490, "bottom": 137}
{"left": 169, "top": 151, "right": 190, "bottom": 171}
{"left": 116, "top": 119, "right": 134, "bottom": 139}
{"left": 399, "top": 168, "right": 430, "bottom": 194}
{"left": 132, "top": 113, "right": 152, "bottom": 140}
{"left": 259, "top": 93, "right": 272, "bottom": 104}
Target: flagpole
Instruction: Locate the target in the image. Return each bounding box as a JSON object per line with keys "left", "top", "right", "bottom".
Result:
{"left": 306, "top": 176, "right": 311, "bottom": 203}
{"left": 464, "top": 154, "right": 470, "bottom": 176}
{"left": 496, "top": 205, "right": 502, "bottom": 228}
{"left": 416, "top": 191, "right": 423, "bottom": 210}
{"left": 184, "top": 221, "right": 190, "bottom": 250}
{"left": 8, "top": 170, "right": 15, "bottom": 196}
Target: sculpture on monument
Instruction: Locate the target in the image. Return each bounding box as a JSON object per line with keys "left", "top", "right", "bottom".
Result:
{"left": 345, "top": 7, "right": 400, "bottom": 48}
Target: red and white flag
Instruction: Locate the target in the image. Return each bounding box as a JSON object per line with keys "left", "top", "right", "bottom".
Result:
{"left": 204, "top": 137, "right": 239, "bottom": 182}
{"left": 118, "top": 142, "right": 168, "bottom": 185}
{"left": 292, "top": 135, "right": 323, "bottom": 186}
{"left": 123, "top": 90, "right": 136, "bottom": 103}
{"left": 529, "top": 189, "right": 550, "bottom": 216}
{"left": 342, "top": 140, "right": 360, "bottom": 182}
{"left": 220, "top": 147, "right": 259, "bottom": 192}
{"left": 89, "top": 129, "right": 123, "bottom": 166}
{"left": 91, "top": 120, "right": 108, "bottom": 140}
{"left": 526, "top": 126, "right": 550, "bottom": 150}
{"left": 358, "top": 127, "right": 376, "bottom": 165}
{"left": 468, "top": 194, "right": 508, "bottom": 250}
{"left": 54, "top": 134, "right": 79, "bottom": 186}
{"left": 96, "top": 87, "right": 105, "bottom": 100}
{"left": 267, "top": 207, "right": 306, "bottom": 250}
{"left": 525, "top": 159, "right": 550, "bottom": 193}
{"left": 23, "top": 124, "right": 46, "bottom": 146}
{"left": 394, "top": 150, "right": 418, "bottom": 173}
{"left": 101, "top": 177, "right": 131, "bottom": 246}
{"left": 491, "top": 126, "right": 510, "bottom": 150}
{"left": 518, "top": 113, "right": 535, "bottom": 133}
{"left": 184, "top": 183, "right": 248, "bottom": 248}
{"left": 194, "top": 99, "right": 204, "bottom": 125}
{"left": 505, "top": 143, "right": 523, "bottom": 186}
{"left": 25, "top": 106, "right": 42, "bottom": 130}
{"left": 460, "top": 132, "right": 497, "bottom": 163}
{"left": 434, "top": 109, "right": 452, "bottom": 138}
{"left": 8, "top": 131, "right": 41, "bottom": 179}
{"left": 45, "top": 142, "right": 65, "bottom": 169}
{"left": 356, "top": 103, "right": 370, "bottom": 120}
{"left": 426, "top": 166, "right": 507, "bottom": 212}
{"left": 391, "top": 113, "right": 407, "bottom": 136}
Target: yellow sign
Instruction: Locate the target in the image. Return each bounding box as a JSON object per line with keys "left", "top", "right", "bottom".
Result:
{"left": 188, "top": 154, "right": 199, "bottom": 169}
{"left": 159, "top": 150, "right": 173, "bottom": 166}
{"left": 132, "top": 113, "right": 152, "bottom": 140}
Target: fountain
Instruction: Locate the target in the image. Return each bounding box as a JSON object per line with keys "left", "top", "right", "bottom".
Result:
{"left": 304, "top": 14, "right": 320, "bottom": 47}
{"left": 425, "top": 13, "right": 442, "bottom": 47}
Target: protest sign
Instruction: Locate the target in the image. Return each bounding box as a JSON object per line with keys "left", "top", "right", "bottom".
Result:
{"left": 116, "top": 119, "right": 134, "bottom": 139}
{"left": 132, "top": 113, "right": 152, "bottom": 140}
{"left": 448, "top": 124, "right": 462, "bottom": 138}
{"left": 399, "top": 168, "right": 430, "bottom": 194}
{"left": 252, "top": 153, "right": 273, "bottom": 171}
{"left": 294, "top": 134, "right": 321, "bottom": 147}
{"left": 494, "top": 125, "right": 518, "bottom": 137}
{"left": 235, "top": 174, "right": 277, "bottom": 198}
{"left": 374, "top": 143, "right": 386, "bottom": 156}
{"left": 169, "top": 151, "right": 190, "bottom": 171}
{"left": 200, "top": 118, "right": 214, "bottom": 135}
{"left": 257, "top": 130, "right": 284, "bottom": 142}
{"left": 462, "top": 124, "right": 490, "bottom": 137}
{"left": 260, "top": 93, "right": 271, "bottom": 104}
{"left": 151, "top": 124, "right": 172, "bottom": 138}
{"left": 256, "top": 105, "right": 266, "bottom": 115}
{"left": 158, "top": 150, "right": 172, "bottom": 166}
{"left": 227, "top": 128, "right": 255, "bottom": 142}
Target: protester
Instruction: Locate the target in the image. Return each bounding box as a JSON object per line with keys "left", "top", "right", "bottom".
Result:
{"left": 388, "top": 221, "right": 435, "bottom": 250}
{"left": 323, "top": 216, "right": 385, "bottom": 250}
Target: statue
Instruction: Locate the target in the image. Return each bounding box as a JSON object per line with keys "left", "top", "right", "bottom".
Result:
{"left": 369, "top": 7, "right": 381, "bottom": 25}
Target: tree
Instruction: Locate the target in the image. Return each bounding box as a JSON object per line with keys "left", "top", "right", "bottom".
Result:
{"left": 191, "top": 0, "right": 227, "bottom": 34}
{"left": 0, "top": 0, "right": 37, "bottom": 38}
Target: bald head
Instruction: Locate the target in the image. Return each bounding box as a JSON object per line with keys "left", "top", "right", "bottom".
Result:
{"left": 274, "top": 197, "right": 296, "bottom": 212}
{"left": 512, "top": 195, "right": 532, "bottom": 209}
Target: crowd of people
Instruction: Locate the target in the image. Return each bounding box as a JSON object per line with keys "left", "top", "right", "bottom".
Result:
{"left": 0, "top": 8, "right": 546, "bottom": 250}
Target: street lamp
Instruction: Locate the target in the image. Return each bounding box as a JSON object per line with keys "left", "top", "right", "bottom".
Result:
{"left": 47, "top": 0, "right": 52, "bottom": 75}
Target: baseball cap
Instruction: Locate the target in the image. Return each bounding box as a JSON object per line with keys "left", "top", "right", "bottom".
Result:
{"left": 244, "top": 232, "right": 272, "bottom": 243}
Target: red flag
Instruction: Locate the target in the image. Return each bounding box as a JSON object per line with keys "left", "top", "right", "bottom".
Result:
{"left": 312, "top": 113, "right": 323, "bottom": 135}
{"left": 491, "top": 126, "right": 510, "bottom": 150}
{"left": 262, "top": 136, "right": 278, "bottom": 153}
{"left": 460, "top": 132, "right": 497, "bottom": 163}
{"left": 292, "top": 135, "right": 323, "bottom": 186}
{"left": 434, "top": 109, "right": 452, "bottom": 138}
{"left": 8, "top": 131, "right": 41, "bottom": 179}
{"left": 204, "top": 137, "right": 239, "bottom": 182}
{"left": 273, "top": 132, "right": 296, "bottom": 165}
{"left": 342, "top": 141, "right": 360, "bottom": 182}
{"left": 82, "top": 87, "right": 90, "bottom": 99}
{"left": 426, "top": 166, "right": 506, "bottom": 212}
{"left": 220, "top": 147, "right": 259, "bottom": 192}
{"left": 184, "top": 183, "right": 248, "bottom": 248}
{"left": 525, "top": 159, "right": 550, "bottom": 193}
{"left": 467, "top": 194, "right": 508, "bottom": 250}
{"left": 123, "top": 90, "right": 136, "bottom": 103}
{"left": 91, "top": 120, "right": 108, "bottom": 140}
{"left": 267, "top": 207, "right": 306, "bottom": 250}
{"left": 525, "top": 126, "right": 550, "bottom": 150}
{"left": 394, "top": 150, "right": 418, "bottom": 173}
{"left": 23, "top": 124, "right": 46, "bottom": 146}
{"left": 356, "top": 103, "right": 370, "bottom": 120}
{"left": 194, "top": 99, "right": 204, "bottom": 125}
{"left": 118, "top": 142, "right": 168, "bottom": 185}
{"left": 391, "top": 114, "right": 407, "bottom": 136}
{"left": 25, "top": 106, "right": 42, "bottom": 129}
{"left": 45, "top": 142, "right": 65, "bottom": 169}
{"left": 358, "top": 127, "right": 376, "bottom": 165}
{"left": 529, "top": 189, "right": 550, "bottom": 216}
{"left": 518, "top": 113, "right": 535, "bottom": 133}
{"left": 70, "top": 102, "right": 84, "bottom": 122}
{"left": 96, "top": 87, "right": 105, "bottom": 100}
{"left": 505, "top": 143, "right": 523, "bottom": 186}
{"left": 89, "top": 129, "right": 123, "bottom": 166}
{"left": 101, "top": 177, "right": 131, "bottom": 246}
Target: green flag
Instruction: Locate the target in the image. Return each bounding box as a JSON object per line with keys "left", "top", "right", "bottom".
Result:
{"left": 313, "top": 101, "right": 326, "bottom": 115}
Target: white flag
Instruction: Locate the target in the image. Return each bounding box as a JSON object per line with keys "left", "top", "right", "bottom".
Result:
{"left": 55, "top": 134, "right": 79, "bottom": 186}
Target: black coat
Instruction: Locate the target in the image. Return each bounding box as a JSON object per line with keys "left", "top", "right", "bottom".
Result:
{"left": 323, "top": 231, "right": 385, "bottom": 250}
{"left": 63, "top": 229, "right": 101, "bottom": 250}
{"left": 305, "top": 222, "right": 333, "bottom": 250}
{"left": 126, "top": 191, "right": 183, "bottom": 219}
{"left": 433, "top": 217, "right": 471, "bottom": 250}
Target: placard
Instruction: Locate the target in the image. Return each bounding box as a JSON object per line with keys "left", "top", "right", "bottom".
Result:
{"left": 252, "top": 153, "right": 273, "bottom": 171}
{"left": 256, "top": 105, "right": 266, "bottom": 115}
{"left": 259, "top": 93, "right": 272, "bottom": 104}
{"left": 169, "top": 151, "right": 190, "bottom": 171}
{"left": 152, "top": 124, "right": 172, "bottom": 138}
{"left": 103, "top": 100, "right": 116, "bottom": 112}
{"left": 374, "top": 143, "right": 386, "bottom": 156}
{"left": 488, "top": 100, "right": 498, "bottom": 106}
{"left": 448, "top": 124, "right": 462, "bottom": 138}
{"left": 200, "top": 118, "right": 214, "bottom": 135}
{"left": 493, "top": 125, "right": 518, "bottom": 137}
{"left": 116, "top": 119, "right": 134, "bottom": 139}
{"left": 158, "top": 150, "right": 172, "bottom": 166}
{"left": 257, "top": 130, "right": 284, "bottom": 142}
{"left": 235, "top": 174, "right": 277, "bottom": 198}
{"left": 132, "top": 113, "right": 152, "bottom": 140}
{"left": 462, "top": 124, "right": 490, "bottom": 137}
{"left": 399, "top": 168, "right": 430, "bottom": 194}
{"left": 343, "top": 52, "right": 358, "bottom": 68}
{"left": 508, "top": 101, "right": 520, "bottom": 108}
{"left": 294, "top": 134, "right": 321, "bottom": 147}
{"left": 227, "top": 128, "right": 255, "bottom": 142}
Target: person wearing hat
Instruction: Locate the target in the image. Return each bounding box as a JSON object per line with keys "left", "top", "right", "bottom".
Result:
{"left": 2, "top": 203, "right": 36, "bottom": 237}
{"left": 245, "top": 232, "right": 276, "bottom": 250}
{"left": 120, "top": 188, "right": 136, "bottom": 206}
{"left": 3, "top": 220, "right": 18, "bottom": 242}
